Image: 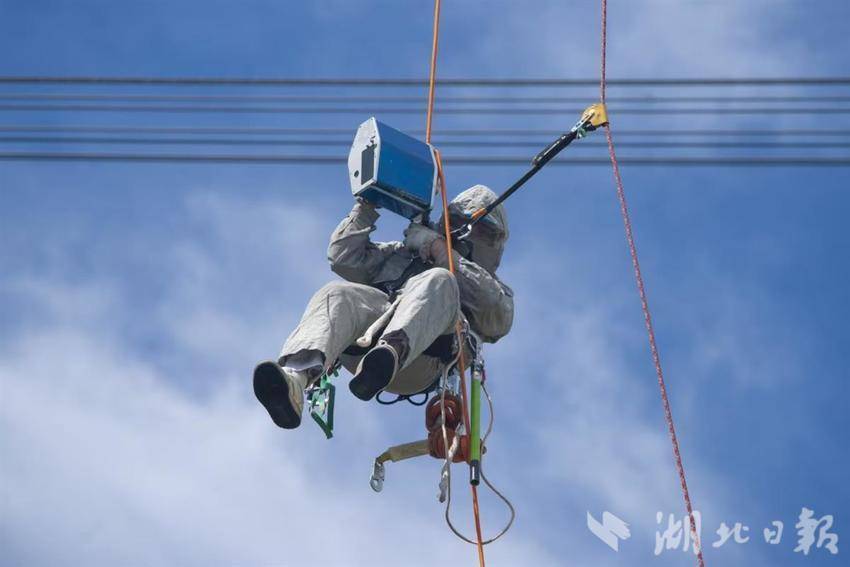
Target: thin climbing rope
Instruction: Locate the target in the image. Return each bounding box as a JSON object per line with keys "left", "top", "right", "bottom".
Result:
{"left": 424, "top": 1, "right": 487, "bottom": 565}
{"left": 600, "top": 1, "right": 705, "bottom": 565}
{"left": 442, "top": 363, "right": 516, "bottom": 545}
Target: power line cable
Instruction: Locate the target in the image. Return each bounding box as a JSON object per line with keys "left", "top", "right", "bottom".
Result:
{"left": 2, "top": 135, "right": 848, "bottom": 149}
{"left": 2, "top": 76, "right": 850, "bottom": 86}
{"left": 1, "top": 125, "right": 848, "bottom": 137}
{"left": 2, "top": 104, "right": 850, "bottom": 115}
{"left": 1, "top": 152, "right": 847, "bottom": 166}
{"left": 3, "top": 93, "right": 850, "bottom": 104}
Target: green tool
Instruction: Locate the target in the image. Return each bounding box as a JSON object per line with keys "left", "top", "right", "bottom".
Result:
{"left": 307, "top": 367, "right": 338, "bottom": 439}
{"left": 469, "top": 357, "right": 483, "bottom": 486}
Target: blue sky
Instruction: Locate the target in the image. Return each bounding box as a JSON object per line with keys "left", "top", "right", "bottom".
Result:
{"left": 1, "top": 1, "right": 849, "bottom": 566}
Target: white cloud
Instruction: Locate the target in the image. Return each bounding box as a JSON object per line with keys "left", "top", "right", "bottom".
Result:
{"left": 0, "top": 193, "right": 565, "bottom": 566}
{"left": 453, "top": 0, "right": 809, "bottom": 78}
{"left": 0, "top": 174, "right": 809, "bottom": 565}
{"left": 483, "top": 240, "right": 781, "bottom": 564}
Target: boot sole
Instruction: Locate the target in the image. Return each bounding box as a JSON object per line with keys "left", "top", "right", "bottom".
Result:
{"left": 349, "top": 347, "right": 396, "bottom": 401}
{"left": 253, "top": 362, "right": 301, "bottom": 429}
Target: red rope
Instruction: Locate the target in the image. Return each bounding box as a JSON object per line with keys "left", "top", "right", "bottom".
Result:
{"left": 600, "top": 1, "right": 705, "bottom": 564}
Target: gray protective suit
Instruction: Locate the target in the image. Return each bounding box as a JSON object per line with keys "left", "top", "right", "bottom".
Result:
{"left": 279, "top": 185, "right": 513, "bottom": 395}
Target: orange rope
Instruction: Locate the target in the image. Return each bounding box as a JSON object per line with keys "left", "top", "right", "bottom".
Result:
{"left": 425, "top": 2, "right": 486, "bottom": 565}
{"left": 425, "top": 0, "right": 442, "bottom": 144}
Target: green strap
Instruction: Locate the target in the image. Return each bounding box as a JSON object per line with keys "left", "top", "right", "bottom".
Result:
{"left": 308, "top": 368, "right": 338, "bottom": 439}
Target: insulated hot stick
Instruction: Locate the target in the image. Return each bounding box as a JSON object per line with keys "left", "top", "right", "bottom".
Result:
{"left": 452, "top": 103, "right": 609, "bottom": 239}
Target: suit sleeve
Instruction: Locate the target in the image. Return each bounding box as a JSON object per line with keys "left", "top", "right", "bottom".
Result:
{"left": 433, "top": 249, "right": 514, "bottom": 343}
{"left": 327, "top": 201, "right": 399, "bottom": 284}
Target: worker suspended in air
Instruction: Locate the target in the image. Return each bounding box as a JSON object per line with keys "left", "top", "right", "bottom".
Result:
{"left": 253, "top": 185, "right": 513, "bottom": 429}
{"left": 249, "top": 103, "right": 606, "bottom": 557}
{"left": 252, "top": 105, "right": 608, "bottom": 429}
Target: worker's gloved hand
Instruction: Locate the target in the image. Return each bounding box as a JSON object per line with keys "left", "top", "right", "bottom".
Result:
{"left": 355, "top": 195, "right": 378, "bottom": 209}
{"left": 345, "top": 196, "right": 380, "bottom": 229}
{"left": 403, "top": 222, "right": 444, "bottom": 262}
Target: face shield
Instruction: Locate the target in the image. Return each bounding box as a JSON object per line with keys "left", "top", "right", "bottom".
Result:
{"left": 438, "top": 185, "right": 509, "bottom": 274}
{"left": 447, "top": 211, "right": 503, "bottom": 247}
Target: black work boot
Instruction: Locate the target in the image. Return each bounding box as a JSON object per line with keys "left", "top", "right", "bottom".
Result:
{"left": 253, "top": 361, "right": 308, "bottom": 429}
{"left": 349, "top": 334, "right": 408, "bottom": 401}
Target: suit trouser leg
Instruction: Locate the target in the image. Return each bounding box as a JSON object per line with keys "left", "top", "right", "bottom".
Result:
{"left": 280, "top": 281, "right": 390, "bottom": 372}
{"left": 382, "top": 267, "right": 460, "bottom": 371}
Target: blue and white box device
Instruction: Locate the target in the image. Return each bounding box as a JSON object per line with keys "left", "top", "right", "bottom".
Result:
{"left": 348, "top": 117, "right": 438, "bottom": 220}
